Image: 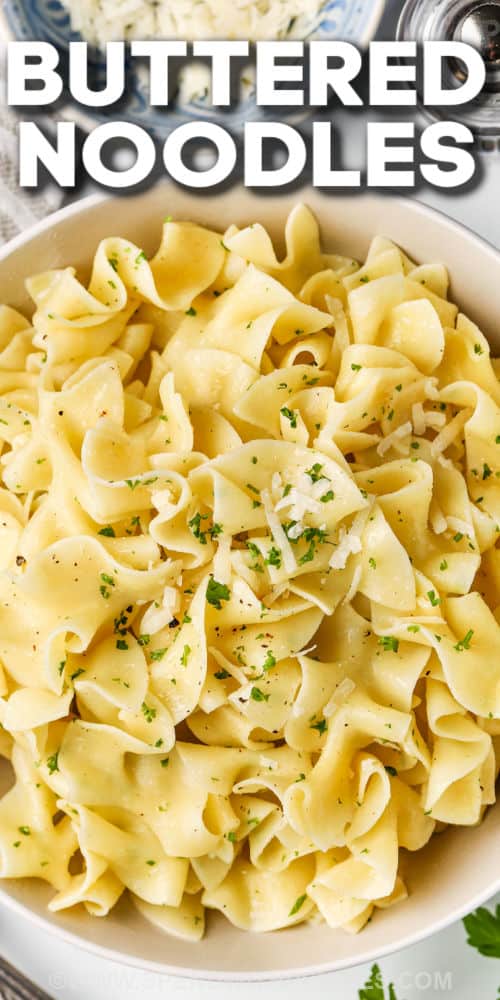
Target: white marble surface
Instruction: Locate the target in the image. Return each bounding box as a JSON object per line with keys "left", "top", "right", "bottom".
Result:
{"left": 2, "top": 889, "right": 500, "bottom": 998}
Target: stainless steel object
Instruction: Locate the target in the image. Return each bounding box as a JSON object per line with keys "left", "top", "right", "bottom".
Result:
{"left": 397, "top": 0, "right": 500, "bottom": 149}
{"left": 0, "top": 954, "right": 53, "bottom": 1000}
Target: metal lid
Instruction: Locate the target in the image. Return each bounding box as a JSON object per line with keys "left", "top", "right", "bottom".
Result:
{"left": 397, "top": 0, "right": 500, "bottom": 149}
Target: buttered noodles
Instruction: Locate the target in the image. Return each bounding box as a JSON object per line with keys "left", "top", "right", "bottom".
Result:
{"left": 0, "top": 206, "right": 499, "bottom": 939}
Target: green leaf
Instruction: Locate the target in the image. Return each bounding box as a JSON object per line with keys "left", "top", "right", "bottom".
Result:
{"left": 358, "top": 964, "right": 398, "bottom": 1000}
{"left": 463, "top": 905, "right": 500, "bottom": 958}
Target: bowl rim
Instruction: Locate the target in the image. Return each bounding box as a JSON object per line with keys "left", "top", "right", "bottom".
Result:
{"left": 0, "top": 186, "right": 499, "bottom": 981}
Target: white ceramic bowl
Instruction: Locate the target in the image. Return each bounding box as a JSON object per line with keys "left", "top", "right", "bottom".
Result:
{"left": 1, "top": 187, "right": 500, "bottom": 981}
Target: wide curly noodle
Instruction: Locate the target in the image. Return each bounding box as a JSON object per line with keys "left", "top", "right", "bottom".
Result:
{"left": 0, "top": 206, "right": 499, "bottom": 940}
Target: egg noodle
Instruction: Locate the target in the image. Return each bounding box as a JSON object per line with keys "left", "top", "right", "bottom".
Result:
{"left": 0, "top": 206, "right": 499, "bottom": 940}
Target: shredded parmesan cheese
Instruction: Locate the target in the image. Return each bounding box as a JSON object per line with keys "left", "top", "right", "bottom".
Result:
{"left": 377, "top": 421, "right": 412, "bottom": 457}
{"left": 261, "top": 488, "right": 297, "bottom": 575}
{"left": 323, "top": 678, "right": 356, "bottom": 717}
{"left": 430, "top": 409, "right": 471, "bottom": 457}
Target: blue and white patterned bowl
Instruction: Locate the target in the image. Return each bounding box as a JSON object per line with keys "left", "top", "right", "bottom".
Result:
{"left": 1, "top": 0, "right": 385, "bottom": 134}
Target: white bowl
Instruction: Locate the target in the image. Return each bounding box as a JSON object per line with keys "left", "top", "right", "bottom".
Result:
{"left": 1, "top": 187, "right": 500, "bottom": 981}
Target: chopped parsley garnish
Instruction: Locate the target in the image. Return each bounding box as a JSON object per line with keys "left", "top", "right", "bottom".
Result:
{"left": 407, "top": 624, "right": 420, "bottom": 633}
{"left": 379, "top": 636, "right": 399, "bottom": 653}
{"left": 427, "top": 590, "right": 441, "bottom": 607}
{"left": 368, "top": 557, "right": 377, "bottom": 569}
{"left": 351, "top": 363, "right": 362, "bottom": 371}
{"left": 206, "top": 578, "right": 231, "bottom": 609}
{"left": 305, "top": 462, "right": 324, "bottom": 483}
{"left": 98, "top": 526, "right": 115, "bottom": 538}
{"left": 189, "top": 511, "right": 209, "bottom": 544}
{"left": 474, "top": 343, "right": 483, "bottom": 355}
{"left": 310, "top": 718, "right": 327, "bottom": 735}
{"left": 453, "top": 532, "right": 463, "bottom": 542}
{"left": 320, "top": 490, "right": 334, "bottom": 503}
{"left": 265, "top": 546, "right": 282, "bottom": 569}
{"left": 246, "top": 483, "right": 260, "bottom": 495}
{"left": 439, "top": 559, "right": 448, "bottom": 571}
{"left": 138, "top": 634, "right": 151, "bottom": 646}
{"left": 280, "top": 406, "right": 297, "bottom": 429}
{"left": 18, "top": 826, "right": 31, "bottom": 836}
{"left": 185, "top": 307, "right": 197, "bottom": 316}
{"left": 289, "top": 894, "right": 307, "bottom": 917}
{"left": 181, "top": 644, "right": 191, "bottom": 667}
{"left": 263, "top": 650, "right": 276, "bottom": 671}
{"left": 482, "top": 463, "right": 492, "bottom": 480}
{"left": 46, "top": 752, "right": 59, "bottom": 774}
{"left": 116, "top": 639, "right": 129, "bottom": 651}
{"left": 385, "top": 765, "right": 397, "bottom": 776}
{"left": 135, "top": 251, "right": 146, "bottom": 266}
{"left": 141, "top": 703, "right": 157, "bottom": 723}
{"left": 214, "top": 669, "right": 231, "bottom": 680}
{"left": 454, "top": 629, "right": 474, "bottom": 652}
{"left": 150, "top": 648, "right": 167, "bottom": 661}
{"left": 250, "top": 686, "right": 270, "bottom": 702}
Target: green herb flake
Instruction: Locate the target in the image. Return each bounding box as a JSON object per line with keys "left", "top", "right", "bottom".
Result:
{"left": 250, "top": 686, "right": 270, "bottom": 702}
{"left": 206, "top": 578, "right": 231, "bottom": 610}
{"left": 305, "top": 462, "right": 324, "bottom": 483}
{"left": 454, "top": 629, "right": 474, "bottom": 652}
{"left": 150, "top": 647, "right": 167, "bottom": 662}
{"left": 280, "top": 406, "right": 297, "bottom": 429}
{"left": 142, "top": 703, "right": 157, "bottom": 723}
{"left": 379, "top": 636, "right": 399, "bottom": 653}
{"left": 98, "top": 526, "right": 116, "bottom": 538}
{"left": 263, "top": 650, "right": 276, "bottom": 671}
{"left": 310, "top": 718, "right": 327, "bottom": 735}
{"left": 46, "top": 752, "right": 59, "bottom": 774}
{"left": 265, "top": 546, "right": 282, "bottom": 569}
{"left": 289, "top": 894, "right": 307, "bottom": 917}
